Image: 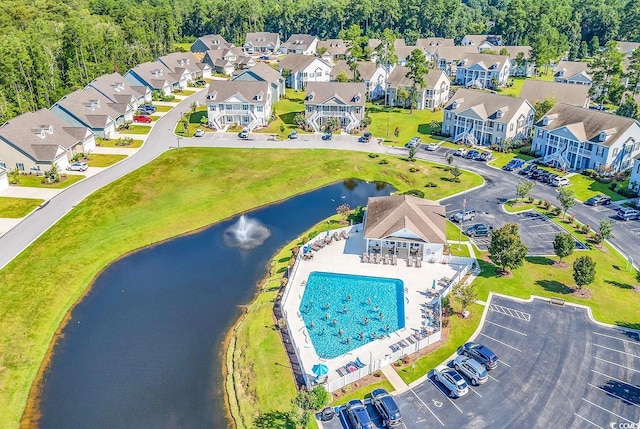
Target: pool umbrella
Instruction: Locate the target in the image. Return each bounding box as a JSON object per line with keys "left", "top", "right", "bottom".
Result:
{"left": 432, "top": 279, "right": 437, "bottom": 290}
{"left": 312, "top": 363, "right": 329, "bottom": 376}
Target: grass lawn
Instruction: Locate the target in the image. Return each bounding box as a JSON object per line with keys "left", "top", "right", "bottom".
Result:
{"left": 176, "top": 89, "right": 196, "bottom": 96}
{"left": 396, "top": 302, "right": 484, "bottom": 384}
{"left": 568, "top": 174, "right": 628, "bottom": 202}
{"left": 120, "top": 125, "right": 151, "bottom": 135}
{"left": 367, "top": 104, "right": 445, "bottom": 145}
{"left": 13, "top": 174, "right": 84, "bottom": 189}
{"left": 487, "top": 148, "right": 535, "bottom": 169}
{"left": 86, "top": 154, "right": 128, "bottom": 168}
{"left": 1, "top": 149, "right": 481, "bottom": 429}
{"left": 256, "top": 89, "right": 307, "bottom": 139}
{"left": 96, "top": 137, "right": 144, "bottom": 148}
{"left": 503, "top": 200, "right": 536, "bottom": 213}
{"left": 331, "top": 380, "right": 395, "bottom": 406}
{"left": 497, "top": 77, "right": 527, "bottom": 97}
{"left": 0, "top": 197, "right": 44, "bottom": 218}
{"left": 175, "top": 107, "right": 207, "bottom": 137}
{"left": 155, "top": 105, "right": 172, "bottom": 112}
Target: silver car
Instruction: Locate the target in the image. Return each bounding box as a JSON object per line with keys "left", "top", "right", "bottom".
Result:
{"left": 453, "top": 355, "right": 488, "bottom": 386}
{"left": 433, "top": 366, "right": 469, "bottom": 398}
{"left": 67, "top": 162, "right": 88, "bottom": 172}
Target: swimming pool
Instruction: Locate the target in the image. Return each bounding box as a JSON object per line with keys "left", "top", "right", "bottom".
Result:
{"left": 299, "top": 272, "right": 405, "bottom": 359}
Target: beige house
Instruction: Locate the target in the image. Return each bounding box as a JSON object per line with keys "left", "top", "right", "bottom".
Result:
{"left": 454, "top": 53, "right": 511, "bottom": 88}
{"left": 87, "top": 72, "right": 152, "bottom": 110}
{"left": 519, "top": 81, "right": 590, "bottom": 108}
{"left": 0, "top": 109, "right": 95, "bottom": 173}
{"left": 386, "top": 67, "right": 450, "bottom": 110}
{"left": 206, "top": 81, "right": 272, "bottom": 131}
{"left": 244, "top": 32, "right": 281, "bottom": 53}
{"left": 460, "top": 35, "right": 503, "bottom": 50}
{"left": 442, "top": 88, "right": 535, "bottom": 146}
{"left": 317, "top": 39, "right": 349, "bottom": 61}
{"left": 330, "top": 60, "right": 387, "bottom": 99}
{"left": 304, "top": 82, "right": 366, "bottom": 132}
{"left": 280, "top": 34, "right": 318, "bottom": 55}
{"left": 364, "top": 195, "right": 447, "bottom": 262}
{"left": 554, "top": 61, "right": 592, "bottom": 85}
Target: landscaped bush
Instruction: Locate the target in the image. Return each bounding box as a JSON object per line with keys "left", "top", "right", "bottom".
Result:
{"left": 424, "top": 181, "right": 437, "bottom": 188}
{"left": 368, "top": 153, "right": 380, "bottom": 158}
{"left": 617, "top": 187, "right": 639, "bottom": 198}
{"left": 378, "top": 159, "right": 389, "bottom": 165}
{"left": 403, "top": 189, "right": 425, "bottom": 198}
{"left": 408, "top": 167, "right": 418, "bottom": 173}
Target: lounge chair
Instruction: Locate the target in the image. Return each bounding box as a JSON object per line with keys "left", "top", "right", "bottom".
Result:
{"left": 392, "top": 254, "right": 397, "bottom": 265}
{"left": 407, "top": 257, "right": 413, "bottom": 267}
{"left": 362, "top": 253, "right": 368, "bottom": 263}
{"left": 336, "top": 366, "right": 347, "bottom": 377}
{"left": 390, "top": 343, "right": 400, "bottom": 352}
{"left": 355, "top": 357, "right": 367, "bottom": 368}
{"left": 340, "top": 230, "right": 348, "bottom": 239}
{"left": 416, "top": 258, "right": 422, "bottom": 268}
{"left": 346, "top": 362, "right": 358, "bottom": 373}
{"left": 406, "top": 335, "right": 416, "bottom": 344}
{"left": 375, "top": 253, "right": 382, "bottom": 264}
{"left": 383, "top": 255, "right": 390, "bottom": 265}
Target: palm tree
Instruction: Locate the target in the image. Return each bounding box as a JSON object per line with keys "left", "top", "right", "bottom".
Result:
{"left": 347, "top": 57, "right": 359, "bottom": 82}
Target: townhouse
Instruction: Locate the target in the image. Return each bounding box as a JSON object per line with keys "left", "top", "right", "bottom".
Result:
{"left": 330, "top": 60, "right": 387, "bottom": 99}
{"left": 630, "top": 156, "right": 640, "bottom": 193}
{"left": 454, "top": 53, "right": 511, "bottom": 89}
{"left": 203, "top": 47, "right": 256, "bottom": 75}
{"left": 386, "top": 67, "right": 451, "bottom": 110}
{"left": 244, "top": 32, "right": 281, "bottom": 54}
{"left": 554, "top": 61, "right": 592, "bottom": 86}
{"left": 280, "top": 34, "right": 318, "bottom": 55}
{"left": 157, "top": 52, "right": 212, "bottom": 82}
{"left": 190, "top": 34, "right": 234, "bottom": 53}
{"left": 431, "top": 46, "right": 477, "bottom": 76}
{"left": 87, "top": 72, "right": 152, "bottom": 110}
{"left": 317, "top": 39, "right": 349, "bottom": 61}
{"left": 460, "top": 35, "right": 503, "bottom": 50}
{"left": 0, "top": 109, "right": 95, "bottom": 172}
{"left": 499, "top": 46, "right": 534, "bottom": 77}
{"left": 304, "top": 82, "right": 366, "bottom": 132}
{"left": 442, "top": 88, "right": 535, "bottom": 147}
{"left": 205, "top": 81, "right": 272, "bottom": 131}
{"left": 519, "top": 81, "right": 590, "bottom": 108}
{"left": 532, "top": 103, "right": 640, "bottom": 173}
{"left": 278, "top": 54, "right": 332, "bottom": 90}
{"left": 233, "top": 62, "right": 286, "bottom": 100}
{"left": 124, "top": 61, "right": 175, "bottom": 95}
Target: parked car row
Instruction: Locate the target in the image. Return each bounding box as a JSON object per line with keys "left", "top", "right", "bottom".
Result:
{"left": 432, "top": 342, "right": 498, "bottom": 398}
{"left": 342, "top": 388, "right": 403, "bottom": 428}
{"left": 513, "top": 164, "right": 571, "bottom": 187}
{"left": 617, "top": 207, "right": 640, "bottom": 221}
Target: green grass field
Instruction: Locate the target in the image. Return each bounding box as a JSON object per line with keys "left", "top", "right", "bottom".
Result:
{"left": 256, "top": 89, "right": 308, "bottom": 139}
{"left": 0, "top": 197, "right": 44, "bottom": 218}
{"left": 497, "top": 77, "right": 527, "bottom": 97}
{"left": 121, "top": 125, "right": 151, "bottom": 135}
{"left": 568, "top": 174, "right": 628, "bottom": 202}
{"left": 332, "top": 380, "right": 395, "bottom": 406}
{"left": 503, "top": 200, "right": 536, "bottom": 213}
{"left": 13, "top": 174, "right": 84, "bottom": 189}
{"left": 367, "top": 104, "right": 445, "bottom": 145}
{"left": 86, "top": 154, "right": 128, "bottom": 167}
{"left": 96, "top": 137, "right": 144, "bottom": 148}
{"left": 0, "top": 149, "right": 482, "bottom": 429}
{"left": 155, "top": 105, "right": 172, "bottom": 112}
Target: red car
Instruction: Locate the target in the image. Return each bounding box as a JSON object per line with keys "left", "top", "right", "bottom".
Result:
{"left": 133, "top": 115, "right": 152, "bottom": 123}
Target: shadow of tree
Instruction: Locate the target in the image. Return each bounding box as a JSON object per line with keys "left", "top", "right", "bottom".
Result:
{"left": 527, "top": 256, "right": 554, "bottom": 266}
{"left": 417, "top": 124, "right": 431, "bottom": 134}
{"left": 599, "top": 379, "right": 640, "bottom": 407}
{"left": 535, "top": 279, "right": 572, "bottom": 294}
{"left": 253, "top": 411, "right": 297, "bottom": 429}
{"left": 604, "top": 279, "right": 633, "bottom": 289}
{"left": 476, "top": 260, "right": 497, "bottom": 278}
{"left": 279, "top": 111, "right": 303, "bottom": 125}
{"left": 278, "top": 256, "right": 291, "bottom": 263}
{"left": 188, "top": 111, "right": 207, "bottom": 124}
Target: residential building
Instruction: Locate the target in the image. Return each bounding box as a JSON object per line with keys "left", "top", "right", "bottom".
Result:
{"left": 244, "top": 32, "right": 280, "bottom": 54}
{"left": 460, "top": 35, "right": 503, "bottom": 50}
{"left": 616, "top": 41, "right": 640, "bottom": 57}
{"left": 87, "top": 72, "right": 151, "bottom": 110}
{"left": 454, "top": 53, "right": 511, "bottom": 88}
{"left": 386, "top": 67, "right": 450, "bottom": 110}
{"left": 629, "top": 156, "right": 640, "bottom": 193}
{"left": 554, "top": 61, "right": 592, "bottom": 86}
{"left": 499, "top": 46, "right": 534, "bottom": 77}
{"left": 190, "top": 34, "right": 234, "bottom": 53}
{"left": 157, "top": 52, "right": 211, "bottom": 82}
{"left": 532, "top": 103, "right": 640, "bottom": 173}
{"left": 363, "top": 195, "right": 447, "bottom": 261}
{"left": 0, "top": 167, "right": 7, "bottom": 190}
{"left": 330, "top": 60, "right": 387, "bottom": 99}
{"left": 416, "top": 38, "right": 455, "bottom": 50}
{"left": 280, "top": 34, "right": 318, "bottom": 55}
{"left": 205, "top": 81, "right": 272, "bottom": 131}
{"left": 395, "top": 45, "right": 421, "bottom": 66}
{"left": 0, "top": 108, "right": 95, "bottom": 172}
{"left": 303, "top": 82, "right": 366, "bottom": 132}
{"left": 317, "top": 39, "right": 349, "bottom": 61}
{"left": 124, "top": 61, "right": 175, "bottom": 95}
{"left": 233, "top": 62, "right": 286, "bottom": 100}
{"left": 519, "top": 81, "right": 590, "bottom": 108}
{"left": 51, "top": 87, "right": 133, "bottom": 138}
{"left": 431, "top": 46, "right": 477, "bottom": 75}
{"left": 368, "top": 39, "right": 417, "bottom": 66}
{"left": 442, "top": 88, "right": 535, "bottom": 147}
{"left": 278, "top": 54, "right": 332, "bottom": 90}
{"left": 203, "top": 47, "right": 255, "bottom": 75}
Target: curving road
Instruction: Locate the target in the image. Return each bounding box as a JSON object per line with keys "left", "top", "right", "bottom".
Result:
{"left": 1, "top": 97, "right": 638, "bottom": 271}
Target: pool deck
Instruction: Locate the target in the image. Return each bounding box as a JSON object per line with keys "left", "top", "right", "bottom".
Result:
{"left": 283, "top": 226, "right": 463, "bottom": 388}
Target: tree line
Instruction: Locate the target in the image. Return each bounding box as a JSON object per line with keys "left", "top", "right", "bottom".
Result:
{"left": 0, "top": 0, "right": 638, "bottom": 122}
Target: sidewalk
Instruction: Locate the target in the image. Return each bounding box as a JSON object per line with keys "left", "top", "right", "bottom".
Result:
{"left": 0, "top": 185, "right": 60, "bottom": 200}
{"left": 381, "top": 365, "right": 409, "bottom": 394}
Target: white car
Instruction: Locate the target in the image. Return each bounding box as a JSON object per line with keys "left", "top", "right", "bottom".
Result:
{"left": 425, "top": 143, "right": 439, "bottom": 151}
{"left": 433, "top": 366, "right": 469, "bottom": 398}
{"left": 453, "top": 147, "right": 467, "bottom": 157}
{"left": 194, "top": 128, "right": 205, "bottom": 137}
{"left": 405, "top": 137, "right": 421, "bottom": 148}
{"left": 67, "top": 162, "right": 88, "bottom": 172}
{"left": 453, "top": 355, "right": 488, "bottom": 386}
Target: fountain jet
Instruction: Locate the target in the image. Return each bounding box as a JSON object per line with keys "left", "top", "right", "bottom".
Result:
{"left": 223, "top": 215, "right": 271, "bottom": 250}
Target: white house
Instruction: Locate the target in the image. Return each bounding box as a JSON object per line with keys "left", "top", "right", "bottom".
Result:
{"left": 0, "top": 109, "right": 95, "bottom": 173}
{"left": 330, "top": 60, "right": 387, "bottom": 99}
{"left": 532, "top": 103, "right": 640, "bottom": 173}
{"left": 244, "top": 32, "right": 280, "bottom": 54}
{"left": 233, "top": 62, "right": 286, "bottom": 100}
{"left": 500, "top": 46, "right": 534, "bottom": 77}
{"left": 431, "top": 46, "right": 477, "bottom": 76}
{"left": 304, "top": 82, "right": 366, "bottom": 132}
{"left": 454, "top": 53, "right": 511, "bottom": 89}
{"left": 629, "top": 156, "right": 640, "bottom": 193}
{"left": 51, "top": 87, "right": 132, "bottom": 138}
{"left": 280, "top": 34, "right": 318, "bottom": 55}
{"left": 278, "top": 54, "right": 332, "bottom": 90}
{"left": 124, "top": 61, "right": 174, "bottom": 95}
{"left": 460, "top": 35, "right": 503, "bottom": 50}
{"left": 442, "top": 88, "right": 535, "bottom": 147}
{"left": 157, "top": 52, "right": 211, "bottom": 82}
{"left": 87, "top": 72, "right": 152, "bottom": 111}
{"left": 205, "top": 81, "right": 272, "bottom": 131}
{"left": 554, "top": 61, "right": 592, "bottom": 86}
{"left": 317, "top": 39, "right": 349, "bottom": 61}
{"left": 386, "top": 67, "right": 450, "bottom": 110}
{"left": 203, "top": 47, "right": 256, "bottom": 75}
{"left": 190, "top": 34, "right": 234, "bottom": 53}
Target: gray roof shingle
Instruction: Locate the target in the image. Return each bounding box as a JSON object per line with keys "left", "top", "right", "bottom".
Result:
{"left": 304, "top": 82, "right": 366, "bottom": 106}
{"left": 54, "top": 87, "right": 127, "bottom": 129}
{"left": 386, "top": 66, "right": 447, "bottom": 90}
{"left": 445, "top": 88, "right": 531, "bottom": 123}
{"left": 206, "top": 81, "right": 270, "bottom": 103}
{"left": 519, "top": 81, "right": 589, "bottom": 107}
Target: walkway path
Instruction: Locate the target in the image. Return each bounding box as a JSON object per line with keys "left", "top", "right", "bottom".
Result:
{"left": 381, "top": 365, "right": 410, "bottom": 394}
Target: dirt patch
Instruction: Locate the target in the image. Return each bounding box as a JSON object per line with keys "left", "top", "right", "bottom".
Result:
{"left": 552, "top": 261, "right": 569, "bottom": 269}
{"left": 596, "top": 245, "right": 610, "bottom": 253}
{"left": 571, "top": 288, "right": 592, "bottom": 299}
{"left": 481, "top": 254, "right": 492, "bottom": 263}
{"left": 633, "top": 285, "right": 640, "bottom": 294}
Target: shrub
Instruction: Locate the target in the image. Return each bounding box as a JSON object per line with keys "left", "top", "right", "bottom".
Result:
{"left": 609, "top": 182, "right": 617, "bottom": 191}
{"left": 378, "top": 159, "right": 389, "bottom": 165}
{"left": 373, "top": 370, "right": 382, "bottom": 377}
{"left": 403, "top": 189, "right": 425, "bottom": 198}
{"left": 618, "top": 187, "right": 639, "bottom": 198}
{"left": 424, "top": 181, "right": 437, "bottom": 188}
{"left": 409, "top": 167, "right": 418, "bottom": 173}
{"left": 368, "top": 153, "right": 380, "bottom": 158}
{"left": 341, "top": 385, "right": 352, "bottom": 393}
{"left": 582, "top": 169, "right": 598, "bottom": 178}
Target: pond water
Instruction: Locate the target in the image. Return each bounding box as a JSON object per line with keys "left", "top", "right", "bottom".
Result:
{"left": 37, "top": 179, "right": 393, "bottom": 429}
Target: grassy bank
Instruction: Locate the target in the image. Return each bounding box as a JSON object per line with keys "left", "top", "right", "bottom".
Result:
{"left": 0, "top": 148, "right": 481, "bottom": 429}
{"left": 86, "top": 154, "right": 128, "bottom": 167}
{"left": 0, "top": 197, "right": 44, "bottom": 218}
{"left": 12, "top": 174, "right": 84, "bottom": 189}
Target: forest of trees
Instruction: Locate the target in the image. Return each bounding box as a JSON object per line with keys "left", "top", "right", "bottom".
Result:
{"left": 0, "top": 0, "right": 638, "bottom": 122}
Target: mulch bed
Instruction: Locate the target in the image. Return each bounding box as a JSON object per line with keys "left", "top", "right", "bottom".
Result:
{"left": 571, "top": 288, "right": 592, "bottom": 299}
{"left": 552, "top": 261, "right": 569, "bottom": 269}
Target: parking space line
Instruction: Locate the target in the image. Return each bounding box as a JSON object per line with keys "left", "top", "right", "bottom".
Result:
{"left": 587, "top": 383, "right": 640, "bottom": 409}
{"left": 486, "top": 320, "right": 527, "bottom": 336}
{"left": 592, "top": 369, "right": 638, "bottom": 391}
{"left": 428, "top": 379, "right": 464, "bottom": 414}
{"left": 488, "top": 304, "right": 531, "bottom": 321}
{"left": 573, "top": 413, "right": 604, "bottom": 428}
{"left": 581, "top": 398, "right": 637, "bottom": 424}
{"left": 479, "top": 333, "right": 522, "bottom": 352}
{"left": 469, "top": 386, "right": 483, "bottom": 398}
{"left": 594, "top": 356, "right": 640, "bottom": 373}
{"left": 488, "top": 374, "right": 500, "bottom": 382}
{"left": 498, "top": 360, "right": 511, "bottom": 368}
{"left": 593, "top": 331, "right": 640, "bottom": 346}
{"left": 594, "top": 343, "right": 640, "bottom": 359}
{"left": 408, "top": 387, "right": 445, "bottom": 426}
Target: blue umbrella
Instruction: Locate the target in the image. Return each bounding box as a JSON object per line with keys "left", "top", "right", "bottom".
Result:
{"left": 312, "top": 363, "right": 329, "bottom": 376}
{"left": 432, "top": 279, "right": 437, "bottom": 290}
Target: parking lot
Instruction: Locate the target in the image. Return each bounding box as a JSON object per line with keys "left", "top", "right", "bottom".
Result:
{"left": 320, "top": 295, "right": 640, "bottom": 428}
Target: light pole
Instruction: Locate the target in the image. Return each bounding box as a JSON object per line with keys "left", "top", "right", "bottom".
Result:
{"left": 177, "top": 136, "right": 181, "bottom": 149}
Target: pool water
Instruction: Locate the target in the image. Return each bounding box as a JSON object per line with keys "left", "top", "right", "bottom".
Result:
{"left": 300, "top": 272, "right": 405, "bottom": 359}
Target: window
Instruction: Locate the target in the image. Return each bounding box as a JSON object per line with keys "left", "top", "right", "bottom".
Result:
{"left": 256, "top": 105, "right": 263, "bottom": 112}
{"left": 509, "top": 123, "right": 514, "bottom": 131}
{"left": 612, "top": 148, "right": 619, "bottom": 157}
{"left": 16, "top": 163, "right": 25, "bottom": 171}
{"left": 497, "top": 124, "right": 504, "bottom": 132}
{"left": 225, "top": 104, "right": 232, "bottom": 110}
{"left": 537, "top": 129, "right": 543, "bottom": 137}
{"left": 210, "top": 105, "right": 216, "bottom": 111}
{"left": 242, "top": 104, "right": 248, "bottom": 110}
{"left": 355, "top": 107, "right": 360, "bottom": 114}
{"left": 243, "top": 116, "right": 250, "bottom": 123}
{"left": 226, "top": 116, "right": 233, "bottom": 122}
{"left": 0, "top": 162, "right": 5, "bottom": 168}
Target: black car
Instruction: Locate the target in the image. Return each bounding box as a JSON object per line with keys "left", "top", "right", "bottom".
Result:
{"left": 360, "top": 132, "right": 372, "bottom": 143}
{"left": 195, "top": 79, "right": 207, "bottom": 86}
{"left": 464, "top": 223, "right": 491, "bottom": 237}
{"left": 585, "top": 194, "right": 612, "bottom": 206}
{"left": 457, "top": 342, "right": 499, "bottom": 370}
{"left": 288, "top": 130, "right": 298, "bottom": 139}
{"left": 371, "top": 388, "right": 403, "bottom": 427}
{"left": 518, "top": 164, "right": 535, "bottom": 175}
{"left": 346, "top": 399, "right": 374, "bottom": 429}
